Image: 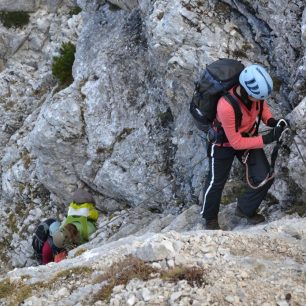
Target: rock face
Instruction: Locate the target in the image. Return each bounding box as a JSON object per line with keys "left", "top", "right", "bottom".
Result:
{"left": 0, "top": 0, "right": 77, "bottom": 12}
{"left": 0, "top": 0, "right": 37, "bottom": 12}
{"left": 0, "top": 0, "right": 305, "bottom": 276}
{"left": 25, "top": 0, "right": 306, "bottom": 210}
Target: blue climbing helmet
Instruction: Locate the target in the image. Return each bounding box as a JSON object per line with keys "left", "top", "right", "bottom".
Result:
{"left": 49, "top": 221, "right": 61, "bottom": 237}
{"left": 239, "top": 64, "right": 273, "bottom": 100}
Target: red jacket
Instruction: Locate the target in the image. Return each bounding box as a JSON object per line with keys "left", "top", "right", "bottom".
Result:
{"left": 216, "top": 87, "right": 273, "bottom": 150}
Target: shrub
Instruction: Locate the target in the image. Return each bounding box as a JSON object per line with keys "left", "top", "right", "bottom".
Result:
{"left": 52, "top": 42, "right": 76, "bottom": 86}
{"left": 69, "top": 6, "right": 82, "bottom": 17}
{"left": 0, "top": 11, "right": 30, "bottom": 28}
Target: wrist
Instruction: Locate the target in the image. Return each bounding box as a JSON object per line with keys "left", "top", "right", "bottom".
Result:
{"left": 267, "top": 118, "right": 277, "bottom": 127}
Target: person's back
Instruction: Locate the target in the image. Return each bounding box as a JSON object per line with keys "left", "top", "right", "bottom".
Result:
{"left": 68, "top": 216, "right": 96, "bottom": 242}
{"left": 53, "top": 188, "right": 99, "bottom": 250}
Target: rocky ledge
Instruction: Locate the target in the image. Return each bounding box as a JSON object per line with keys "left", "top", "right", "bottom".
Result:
{"left": 1, "top": 217, "right": 305, "bottom": 306}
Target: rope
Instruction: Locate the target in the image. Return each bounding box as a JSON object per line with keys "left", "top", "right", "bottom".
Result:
{"left": 292, "top": 138, "right": 306, "bottom": 167}
{"left": 241, "top": 150, "right": 275, "bottom": 190}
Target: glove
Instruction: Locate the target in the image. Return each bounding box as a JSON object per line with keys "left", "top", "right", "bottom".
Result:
{"left": 54, "top": 251, "right": 67, "bottom": 263}
{"left": 262, "top": 126, "right": 284, "bottom": 144}
{"left": 267, "top": 118, "right": 289, "bottom": 128}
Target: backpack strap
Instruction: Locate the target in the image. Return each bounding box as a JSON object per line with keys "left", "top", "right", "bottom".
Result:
{"left": 223, "top": 93, "right": 242, "bottom": 132}
{"left": 254, "top": 100, "right": 264, "bottom": 136}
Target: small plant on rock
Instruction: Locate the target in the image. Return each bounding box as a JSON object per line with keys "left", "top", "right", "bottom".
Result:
{"left": 0, "top": 279, "right": 12, "bottom": 299}
{"left": 93, "top": 255, "right": 157, "bottom": 302}
{"left": 0, "top": 11, "right": 30, "bottom": 28}
{"left": 52, "top": 41, "right": 76, "bottom": 87}
{"left": 161, "top": 266, "right": 207, "bottom": 287}
{"left": 69, "top": 6, "right": 82, "bottom": 17}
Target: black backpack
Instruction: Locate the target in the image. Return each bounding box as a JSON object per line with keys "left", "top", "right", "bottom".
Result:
{"left": 190, "top": 58, "right": 244, "bottom": 133}
{"left": 32, "top": 218, "right": 56, "bottom": 262}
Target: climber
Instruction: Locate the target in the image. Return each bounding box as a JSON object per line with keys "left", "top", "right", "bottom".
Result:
{"left": 201, "top": 64, "right": 289, "bottom": 230}
{"left": 30, "top": 219, "right": 65, "bottom": 265}
{"left": 52, "top": 188, "right": 99, "bottom": 253}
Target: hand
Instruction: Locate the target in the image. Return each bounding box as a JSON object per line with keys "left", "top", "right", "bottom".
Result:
{"left": 267, "top": 118, "right": 290, "bottom": 128}
{"left": 54, "top": 251, "right": 67, "bottom": 263}
{"left": 262, "top": 126, "right": 284, "bottom": 144}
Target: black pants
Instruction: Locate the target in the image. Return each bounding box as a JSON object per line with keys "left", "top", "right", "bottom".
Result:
{"left": 201, "top": 144, "right": 274, "bottom": 220}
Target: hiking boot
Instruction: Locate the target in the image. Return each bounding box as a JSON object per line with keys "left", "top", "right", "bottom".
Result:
{"left": 205, "top": 218, "right": 221, "bottom": 230}
{"left": 235, "top": 206, "right": 265, "bottom": 225}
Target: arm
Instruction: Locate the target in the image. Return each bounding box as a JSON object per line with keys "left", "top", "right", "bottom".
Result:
{"left": 217, "top": 98, "right": 264, "bottom": 150}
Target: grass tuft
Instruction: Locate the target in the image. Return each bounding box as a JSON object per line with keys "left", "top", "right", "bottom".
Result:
{"left": 92, "top": 256, "right": 207, "bottom": 303}
{"left": 93, "top": 255, "right": 157, "bottom": 302}
{"left": 0, "top": 279, "right": 32, "bottom": 305}
{"left": 0, "top": 11, "right": 30, "bottom": 28}
{"left": 52, "top": 41, "right": 76, "bottom": 87}
{"left": 55, "top": 266, "right": 93, "bottom": 279}
{"left": 74, "top": 248, "right": 87, "bottom": 257}
{"left": 0, "top": 279, "right": 12, "bottom": 299}
{"left": 161, "top": 266, "right": 206, "bottom": 287}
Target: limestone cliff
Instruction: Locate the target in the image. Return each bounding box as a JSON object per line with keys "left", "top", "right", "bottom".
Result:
{"left": 0, "top": 0, "right": 305, "bottom": 304}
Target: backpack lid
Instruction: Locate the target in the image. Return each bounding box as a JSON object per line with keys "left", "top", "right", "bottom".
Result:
{"left": 207, "top": 59, "right": 244, "bottom": 82}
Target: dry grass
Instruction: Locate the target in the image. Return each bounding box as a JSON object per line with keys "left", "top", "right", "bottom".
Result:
{"left": 54, "top": 266, "right": 93, "bottom": 280}
{"left": 92, "top": 256, "right": 207, "bottom": 303}
{"left": 0, "top": 278, "right": 32, "bottom": 305}
{"left": 1, "top": 259, "right": 207, "bottom": 305}
{"left": 74, "top": 248, "right": 88, "bottom": 257}
{"left": 161, "top": 266, "right": 207, "bottom": 288}
{"left": 93, "top": 255, "right": 157, "bottom": 302}
{"left": 0, "top": 279, "right": 12, "bottom": 299}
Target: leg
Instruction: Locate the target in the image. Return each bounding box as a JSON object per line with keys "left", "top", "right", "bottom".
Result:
{"left": 237, "top": 149, "right": 274, "bottom": 217}
{"left": 201, "top": 144, "right": 235, "bottom": 220}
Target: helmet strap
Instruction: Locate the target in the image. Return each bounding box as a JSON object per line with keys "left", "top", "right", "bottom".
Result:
{"left": 239, "top": 86, "right": 253, "bottom": 110}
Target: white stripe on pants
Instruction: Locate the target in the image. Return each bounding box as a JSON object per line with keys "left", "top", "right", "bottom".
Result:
{"left": 200, "top": 144, "right": 215, "bottom": 215}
